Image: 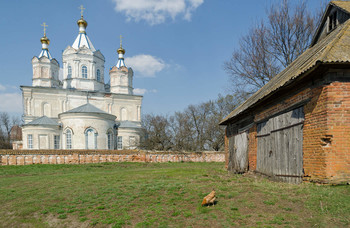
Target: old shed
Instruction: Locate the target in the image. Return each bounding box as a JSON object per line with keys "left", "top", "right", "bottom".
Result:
{"left": 220, "top": 1, "right": 350, "bottom": 184}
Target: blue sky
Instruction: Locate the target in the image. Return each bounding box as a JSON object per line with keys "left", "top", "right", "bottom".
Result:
{"left": 0, "top": 0, "right": 325, "bottom": 118}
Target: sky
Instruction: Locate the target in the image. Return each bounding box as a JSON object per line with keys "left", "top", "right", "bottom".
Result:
{"left": 0, "top": 0, "right": 325, "bottom": 119}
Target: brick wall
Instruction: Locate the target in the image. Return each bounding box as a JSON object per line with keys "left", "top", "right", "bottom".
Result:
{"left": 323, "top": 82, "right": 350, "bottom": 183}
{"left": 0, "top": 150, "right": 225, "bottom": 166}
{"left": 303, "top": 85, "right": 329, "bottom": 182}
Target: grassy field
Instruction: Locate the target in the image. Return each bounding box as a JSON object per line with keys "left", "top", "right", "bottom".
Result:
{"left": 0, "top": 162, "right": 349, "bottom": 227}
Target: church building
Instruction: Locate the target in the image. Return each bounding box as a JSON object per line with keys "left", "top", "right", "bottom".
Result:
{"left": 20, "top": 8, "right": 143, "bottom": 150}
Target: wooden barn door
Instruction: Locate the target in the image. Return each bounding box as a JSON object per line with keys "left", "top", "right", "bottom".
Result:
{"left": 257, "top": 107, "right": 304, "bottom": 183}
{"left": 228, "top": 130, "right": 249, "bottom": 173}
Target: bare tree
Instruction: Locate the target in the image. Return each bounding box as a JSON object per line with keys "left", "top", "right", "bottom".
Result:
{"left": 141, "top": 114, "right": 173, "bottom": 151}
{"left": 267, "top": 0, "right": 316, "bottom": 67}
{"left": 224, "top": 0, "right": 321, "bottom": 98}
{"left": 0, "top": 112, "right": 21, "bottom": 149}
{"left": 224, "top": 24, "right": 280, "bottom": 98}
{"left": 141, "top": 94, "right": 238, "bottom": 152}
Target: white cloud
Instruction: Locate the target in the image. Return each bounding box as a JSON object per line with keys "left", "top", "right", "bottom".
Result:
{"left": 0, "top": 93, "right": 22, "bottom": 113}
{"left": 113, "top": 0, "right": 204, "bottom": 25}
{"left": 134, "top": 88, "right": 158, "bottom": 95}
{"left": 126, "top": 54, "right": 166, "bottom": 77}
{"left": 0, "top": 84, "right": 6, "bottom": 91}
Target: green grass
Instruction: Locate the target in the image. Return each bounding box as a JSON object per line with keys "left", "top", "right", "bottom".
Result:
{"left": 0, "top": 162, "right": 349, "bottom": 227}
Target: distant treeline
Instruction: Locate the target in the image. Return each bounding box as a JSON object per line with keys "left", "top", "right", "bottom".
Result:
{"left": 140, "top": 94, "right": 240, "bottom": 151}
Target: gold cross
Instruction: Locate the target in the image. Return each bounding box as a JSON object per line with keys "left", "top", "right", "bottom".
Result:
{"left": 120, "top": 35, "right": 123, "bottom": 47}
{"left": 41, "top": 22, "right": 48, "bottom": 36}
{"left": 79, "top": 5, "right": 85, "bottom": 17}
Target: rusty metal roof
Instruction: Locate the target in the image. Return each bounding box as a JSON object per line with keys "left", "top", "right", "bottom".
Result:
{"left": 220, "top": 19, "right": 350, "bottom": 125}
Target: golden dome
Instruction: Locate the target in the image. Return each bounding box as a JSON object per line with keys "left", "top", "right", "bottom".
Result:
{"left": 40, "top": 36, "right": 50, "bottom": 45}
{"left": 77, "top": 16, "right": 88, "bottom": 28}
{"left": 117, "top": 47, "right": 125, "bottom": 55}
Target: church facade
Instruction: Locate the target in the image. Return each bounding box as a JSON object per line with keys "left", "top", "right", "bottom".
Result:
{"left": 20, "top": 11, "right": 143, "bottom": 150}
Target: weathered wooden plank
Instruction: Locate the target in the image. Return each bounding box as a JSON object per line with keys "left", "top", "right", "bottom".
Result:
{"left": 228, "top": 131, "right": 249, "bottom": 173}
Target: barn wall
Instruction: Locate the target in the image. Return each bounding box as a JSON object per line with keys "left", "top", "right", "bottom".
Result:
{"left": 228, "top": 73, "right": 350, "bottom": 184}
{"left": 324, "top": 81, "right": 350, "bottom": 183}
{"left": 224, "top": 128, "right": 229, "bottom": 169}
{"left": 247, "top": 124, "right": 257, "bottom": 171}
{"left": 303, "top": 85, "right": 328, "bottom": 182}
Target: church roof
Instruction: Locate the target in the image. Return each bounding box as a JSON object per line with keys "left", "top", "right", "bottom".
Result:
{"left": 26, "top": 116, "right": 59, "bottom": 126}
{"left": 38, "top": 49, "right": 52, "bottom": 59}
{"left": 220, "top": 17, "right": 350, "bottom": 125}
{"left": 72, "top": 33, "right": 96, "bottom": 52}
{"left": 64, "top": 103, "right": 108, "bottom": 114}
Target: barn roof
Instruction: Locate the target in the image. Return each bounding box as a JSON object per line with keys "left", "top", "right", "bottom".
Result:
{"left": 332, "top": 1, "right": 350, "bottom": 13}
{"left": 220, "top": 17, "right": 350, "bottom": 125}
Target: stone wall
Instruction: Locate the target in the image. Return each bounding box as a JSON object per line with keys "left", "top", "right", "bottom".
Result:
{"left": 0, "top": 150, "right": 225, "bottom": 166}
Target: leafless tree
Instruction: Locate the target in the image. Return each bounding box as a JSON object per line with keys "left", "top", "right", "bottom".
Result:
{"left": 224, "top": 24, "right": 280, "bottom": 98}
{"left": 141, "top": 114, "right": 173, "bottom": 150}
{"left": 224, "top": 0, "right": 323, "bottom": 98}
{"left": 267, "top": 0, "right": 316, "bottom": 67}
{"left": 141, "top": 94, "right": 238, "bottom": 151}
{"left": 0, "top": 112, "right": 21, "bottom": 149}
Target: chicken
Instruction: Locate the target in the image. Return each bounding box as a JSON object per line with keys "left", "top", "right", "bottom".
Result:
{"left": 201, "top": 190, "right": 216, "bottom": 207}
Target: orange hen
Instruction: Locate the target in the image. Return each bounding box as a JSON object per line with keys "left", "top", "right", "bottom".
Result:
{"left": 201, "top": 190, "right": 216, "bottom": 207}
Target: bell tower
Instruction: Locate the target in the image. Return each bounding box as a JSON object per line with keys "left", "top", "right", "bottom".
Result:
{"left": 62, "top": 5, "right": 105, "bottom": 91}
{"left": 109, "top": 36, "right": 133, "bottom": 95}
{"left": 32, "top": 22, "right": 60, "bottom": 88}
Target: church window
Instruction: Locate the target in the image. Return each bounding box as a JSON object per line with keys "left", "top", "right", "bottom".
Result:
{"left": 43, "top": 103, "right": 51, "bottom": 116}
{"left": 107, "top": 130, "right": 113, "bottom": 149}
{"left": 66, "top": 129, "right": 72, "bottom": 149}
{"left": 117, "top": 136, "right": 123, "bottom": 150}
{"left": 96, "top": 69, "right": 101, "bottom": 81}
{"left": 68, "top": 65, "right": 72, "bottom": 79}
{"left": 129, "top": 136, "right": 136, "bottom": 149}
{"left": 28, "top": 134, "right": 33, "bottom": 149}
{"left": 54, "top": 135, "right": 60, "bottom": 149}
{"left": 85, "top": 128, "right": 97, "bottom": 149}
{"left": 121, "top": 108, "right": 127, "bottom": 121}
{"left": 82, "top": 66, "right": 88, "bottom": 79}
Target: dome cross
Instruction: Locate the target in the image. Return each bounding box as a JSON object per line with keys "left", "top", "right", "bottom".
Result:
{"left": 41, "top": 22, "right": 48, "bottom": 36}
{"left": 79, "top": 5, "right": 85, "bottom": 17}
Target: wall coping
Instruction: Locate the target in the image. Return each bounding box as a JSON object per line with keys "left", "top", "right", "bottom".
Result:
{"left": 0, "top": 149, "right": 225, "bottom": 156}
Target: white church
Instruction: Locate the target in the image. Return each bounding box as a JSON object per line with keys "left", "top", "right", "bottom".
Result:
{"left": 20, "top": 8, "right": 143, "bottom": 150}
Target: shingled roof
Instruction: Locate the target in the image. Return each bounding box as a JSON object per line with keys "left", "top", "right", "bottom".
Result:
{"left": 332, "top": 1, "right": 350, "bottom": 13}
{"left": 220, "top": 15, "right": 350, "bottom": 125}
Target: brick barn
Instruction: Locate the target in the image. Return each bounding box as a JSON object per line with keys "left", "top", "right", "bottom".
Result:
{"left": 220, "top": 1, "right": 350, "bottom": 184}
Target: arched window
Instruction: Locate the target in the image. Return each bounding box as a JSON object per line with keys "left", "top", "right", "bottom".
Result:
{"left": 66, "top": 129, "right": 72, "bottom": 149}
{"left": 85, "top": 128, "right": 97, "bottom": 149}
{"left": 42, "top": 102, "right": 51, "bottom": 116}
{"left": 107, "top": 129, "right": 113, "bottom": 150}
{"left": 96, "top": 69, "right": 101, "bottom": 82}
{"left": 121, "top": 108, "right": 127, "bottom": 121}
{"left": 82, "top": 66, "right": 87, "bottom": 79}
{"left": 67, "top": 65, "right": 72, "bottom": 79}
